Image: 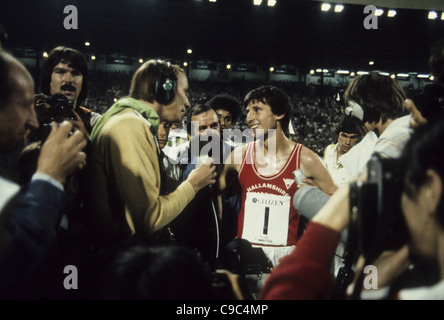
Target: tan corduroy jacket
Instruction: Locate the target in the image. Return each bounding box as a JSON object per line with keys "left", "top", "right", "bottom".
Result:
{"left": 85, "top": 106, "right": 195, "bottom": 245}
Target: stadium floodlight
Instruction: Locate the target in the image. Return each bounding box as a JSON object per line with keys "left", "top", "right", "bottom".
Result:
{"left": 321, "top": 3, "right": 331, "bottom": 12}
{"left": 388, "top": 9, "right": 397, "bottom": 17}
{"left": 428, "top": 11, "right": 438, "bottom": 19}
{"left": 267, "top": 0, "right": 276, "bottom": 7}
{"left": 253, "top": 0, "right": 262, "bottom": 6}
{"left": 334, "top": 5, "right": 344, "bottom": 13}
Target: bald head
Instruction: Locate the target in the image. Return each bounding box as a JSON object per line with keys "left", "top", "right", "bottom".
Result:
{"left": 0, "top": 50, "right": 38, "bottom": 150}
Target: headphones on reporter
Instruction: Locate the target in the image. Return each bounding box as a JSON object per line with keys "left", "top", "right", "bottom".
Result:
{"left": 153, "top": 61, "right": 177, "bottom": 105}
{"left": 334, "top": 89, "right": 365, "bottom": 122}
{"left": 344, "top": 100, "right": 364, "bottom": 122}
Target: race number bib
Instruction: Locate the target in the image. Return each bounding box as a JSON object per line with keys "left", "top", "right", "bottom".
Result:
{"left": 242, "top": 192, "right": 290, "bottom": 246}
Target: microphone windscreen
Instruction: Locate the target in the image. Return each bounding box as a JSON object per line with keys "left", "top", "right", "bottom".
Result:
{"left": 293, "top": 186, "right": 330, "bottom": 220}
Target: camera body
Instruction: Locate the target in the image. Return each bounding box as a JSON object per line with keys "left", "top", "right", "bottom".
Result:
{"left": 42, "top": 93, "right": 76, "bottom": 122}
{"left": 30, "top": 93, "right": 76, "bottom": 143}
{"left": 349, "top": 153, "right": 408, "bottom": 260}
{"left": 217, "top": 239, "right": 272, "bottom": 275}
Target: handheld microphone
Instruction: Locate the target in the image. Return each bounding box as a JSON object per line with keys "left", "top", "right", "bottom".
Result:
{"left": 293, "top": 186, "right": 348, "bottom": 242}
{"left": 293, "top": 186, "right": 330, "bottom": 220}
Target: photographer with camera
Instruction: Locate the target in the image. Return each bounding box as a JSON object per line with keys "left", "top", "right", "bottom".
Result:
{"left": 35, "top": 46, "right": 101, "bottom": 138}
{"left": 0, "top": 50, "right": 87, "bottom": 298}
{"left": 16, "top": 46, "right": 101, "bottom": 298}
{"left": 261, "top": 117, "right": 444, "bottom": 300}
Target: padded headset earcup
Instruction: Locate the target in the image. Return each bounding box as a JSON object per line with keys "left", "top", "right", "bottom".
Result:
{"left": 154, "top": 66, "right": 177, "bottom": 105}
{"left": 344, "top": 100, "right": 364, "bottom": 121}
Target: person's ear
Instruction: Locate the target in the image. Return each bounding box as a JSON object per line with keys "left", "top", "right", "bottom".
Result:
{"left": 424, "top": 169, "right": 443, "bottom": 216}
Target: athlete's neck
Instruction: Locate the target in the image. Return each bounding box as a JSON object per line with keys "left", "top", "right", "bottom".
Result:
{"left": 256, "top": 129, "right": 291, "bottom": 157}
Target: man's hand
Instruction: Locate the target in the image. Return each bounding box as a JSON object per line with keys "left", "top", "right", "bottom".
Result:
{"left": 186, "top": 158, "right": 217, "bottom": 193}
{"left": 353, "top": 245, "right": 410, "bottom": 290}
{"left": 70, "top": 109, "right": 90, "bottom": 139}
{"left": 36, "top": 121, "right": 87, "bottom": 185}
{"left": 405, "top": 99, "right": 427, "bottom": 128}
{"left": 34, "top": 93, "right": 50, "bottom": 114}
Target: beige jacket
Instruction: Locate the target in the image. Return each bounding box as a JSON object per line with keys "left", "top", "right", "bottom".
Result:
{"left": 86, "top": 107, "right": 195, "bottom": 245}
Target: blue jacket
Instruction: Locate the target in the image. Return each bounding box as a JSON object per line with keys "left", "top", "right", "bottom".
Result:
{"left": 0, "top": 177, "right": 65, "bottom": 297}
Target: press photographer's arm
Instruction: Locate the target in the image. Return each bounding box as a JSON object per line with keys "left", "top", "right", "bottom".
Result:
{"left": 262, "top": 119, "right": 444, "bottom": 300}
{"left": 312, "top": 176, "right": 411, "bottom": 298}
{"left": 260, "top": 178, "right": 408, "bottom": 300}
{"left": 260, "top": 182, "right": 351, "bottom": 300}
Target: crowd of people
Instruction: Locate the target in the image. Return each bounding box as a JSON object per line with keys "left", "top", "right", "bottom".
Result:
{"left": 67, "top": 69, "right": 348, "bottom": 156}
{"left": 1, "top": 35, "right": 444, "bottom": 302}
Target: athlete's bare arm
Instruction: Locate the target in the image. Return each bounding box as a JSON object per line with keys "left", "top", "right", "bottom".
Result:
{"left": 299, "top": 146, "right": 338, "bottom": 195}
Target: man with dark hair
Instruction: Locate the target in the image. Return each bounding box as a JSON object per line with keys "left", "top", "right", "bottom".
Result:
{"left": 37, "top": 46, "right": 101, "bottom": 134}
{"left": 0, "top": 50, "right": 87, "bottom": 298}
{"left": 218, "top": 85, "right": 337, "bottom": 267}
{"left": 98, "top": 244, "right": 217, "bottom": 299}
{"left": 85, "top": 59, "right": 217, "bottom": 253}
{"left": 322, "top": 115, "right": 365, "bottom": 186}
{"left": 165, "top": 104, "right": 232, "bottom": 268}
{"left": 207, "top": 93, "right": 242, "bottom": 148}
{"left": 207, "top": 94, "right": 241, "bottom": 130}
